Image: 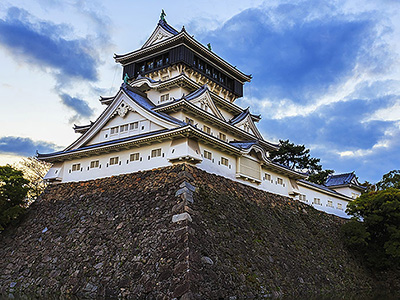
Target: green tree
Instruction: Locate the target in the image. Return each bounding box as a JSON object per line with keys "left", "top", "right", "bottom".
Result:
{"left": 376, "top": 170, "right": 400, "bottom": 190}
{"left": 15, "top": 156, "right": 51, "bottom": 200}
{"left": 343, "top": 188, "right": 400, "bottom": 269}
{"left": 307, "top": 169, "right": 334, "bottom": 185}
{"left": 0, "top": 165, "right": 29, "bottom": 231}
{"left": 270, "top": 139, "right": 323, "bottom": 173}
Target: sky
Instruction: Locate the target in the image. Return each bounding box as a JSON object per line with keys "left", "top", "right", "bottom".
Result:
{"left": 0, "top": 0, "right": 399, "bottom": 183}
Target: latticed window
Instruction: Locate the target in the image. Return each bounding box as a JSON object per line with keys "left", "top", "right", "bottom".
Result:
{"left": 160, "top": 94, "right": 169, "bottom": 102}
{"left": 265, "top": 173, "right": 271, "bottom": 181}
{"left": 203, "top": 125, "right": 211, "bottom": 134}
{"left": 277, "top": 178, "right": 283, "bottom": 185}
{"left": 337, "top": 203, "right": 343, "bottom": 210}
{"left": 72, "top": 163, "right": 80, "bottom": 171}
{"left": 90, "top": 160, "right": 99, "bottom": 168}
{"left": 204, "top": 150, "right": 212, "bottom": 160}
{"left": 314, "top": 198, "right": 321, "bottom": 205}
{"left": 110, "top": 157, "right": 119, "bottom": 165}
{"left": 130, "top": 122, "right": 139, "bottom": 130}
{"left": 221, "top": 157, "right": 229, "bottom": 166}
{"left": 219, "top": 132, "right": 227, "bottom": 141}
{"left": 110, "top": 126, "right": 119, "bottom": 134}
{"left": 130, "top": 153, "right": 140, "bottom": 161}
{"left": 151, "top": 148, "right": 162, "bottom": 158}
{"left": 327, "top": 200, "right": 333, "bottom": 207}
{"left": 120, "top": 124, "right": 128, "bottom": 132}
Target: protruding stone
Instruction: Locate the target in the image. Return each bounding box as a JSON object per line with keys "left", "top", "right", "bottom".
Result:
{"left": 172, "top": 212, "right": 192, "bottom": 223}
{"left": 201, "top": 256, "right": 214, "bottom": 265}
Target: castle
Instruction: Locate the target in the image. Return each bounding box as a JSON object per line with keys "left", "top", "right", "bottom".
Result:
{"left": 38, "top": 13, "right": 365, "bottom": 218}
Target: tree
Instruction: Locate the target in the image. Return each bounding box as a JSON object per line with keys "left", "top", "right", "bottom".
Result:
{"left": 376, "top": 170, "right": 400, "bottom": 190}
{"left": 0, "top": 165, "right": 29, "bottom": 231}
{"left": 15, "top": 157, "right": 51, "bottom": 200}
{"left": 307, "top": 169, "right": 334, "bottom": 185}
{"left": 270, "top": 140, "right": 323, "bottom": 173}
{"left": 342, "top": 188, "right": 400, "bottom": 269}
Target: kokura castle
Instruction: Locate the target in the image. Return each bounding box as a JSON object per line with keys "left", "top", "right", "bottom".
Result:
{"left": 38, "top": 13, "right": 365, "bottom": 218}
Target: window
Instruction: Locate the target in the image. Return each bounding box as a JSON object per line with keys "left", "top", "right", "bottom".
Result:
{"left": 219, "top": 132, "right": 227, "bottom": 141}
{"left": 185, "top": 117, "right": 194, "bottom": 125}
{"left": 110, "top": 126, "right": 119, "bottom": 134}
{"left": 265, "top": 173, "right": 271, "bottom": 181}
{"left": 109, "top": 157, "right": 119, "bottom": 165}
{"left": 204, "top": 150, "right": 212, "bottom": 160}
{"left": 327, "top": 200, "right": 333, "bottom": 207}
{"left": 277, "top": 178, "right": 283, "bottom": 185}
{"left": 203, "top": 125, "right": 211, "bottom": 134}
{"left": 314, "top": 198, "right": 321, "bottom": 205}
{"left": 120, "top": 124, "right": 128, "bottom": 133}
{"left": 72, "top": 163, "right": 80, "bottom": 171}
{"left": 130, "top": 153, "right": 140, "bottom": 161}
{"left": 90, "top": 160, "right": 99, "bottom": 168}
{"left": 351, "top": 192, "right": 359, "bottom": 199}
{"left": 162, "top": 75, "right": 169, "bottom": 81}
{"left": 146, "top": 61, "right": 154, "bottom": 70}
{"left": 160, "top": 93, "right": 169, "bottom": 102}
{"left": 299, "top": 194, "right": 307, "bottom": 202}
{"left": 151, "top": 148, "right": 162, "bottom": 158}
{"left": 337, "top": 203, "right": 343, "bottom": 210}
{"left": 130, "top": 122, "right": 139, "bottom": 130}
{"left": 221, "top": 157, "right": 229, "bottom": 166}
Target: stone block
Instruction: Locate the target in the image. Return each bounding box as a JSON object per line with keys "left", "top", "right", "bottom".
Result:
{"left": 172, "top": 212, "right": 192, "bottom": 223}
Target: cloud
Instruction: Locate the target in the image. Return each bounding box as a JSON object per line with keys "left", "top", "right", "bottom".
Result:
{"left": 59, "top": 93, "right": 94, "bottom": 120}
{"left": 0, "top": 136, "right": 59, "bottom": 157}
{"left": 198, "top": 3, "right": 391, "bottom": 104}
{"left": 0, "top": 7, "right": 98, "bottom": 81}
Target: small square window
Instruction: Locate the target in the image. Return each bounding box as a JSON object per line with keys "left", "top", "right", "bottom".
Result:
{"left": 204, "top": 150, "right": 212, "bottom": 160}
{"left": 109, "top": 157, "right": 119, "bottom": 165}
{"left": 337, "top": 203, "right": 343, "bottom": 210}
{"left": 151, "top": 148, "right": 162, "bottom": 158}
{"left": 277, "top": 178, "right": 283, "bottom": 185}
{"left": 130, "top": 153, "right": 140, "bottom": 161}
{"left": 90, "top": 160, "right": 99, "bottom": 168}
{"left": 110, "top": 126, "right": 119, "bottom": 134}
{"left": 219, "top": 132, "right": 227, "bottom": 141}
{"left": 327, "top": 200, "right": 333, "bottom": 207}
{"left": 265, "top": 173, "right": 271, "bottom": 181}
{"left": 203, "top": 125, "right": 211, "bottom": 134}
{"left": 130, "top": 122, "right": 139, "bottom": 130}
{"left": 314, "top": 198, "right": 321, "bottom": 205}
{"left": 221, "top": 157, "right": 229, "bottom": 166}
{"left": 160, "top": 93, "right": 169, "bottom": 102}
{"left": 120, "top": 124, "right": 128, "bottom": 133}
{"left": 72, "top": 163, "right": 80, "bottom": 171}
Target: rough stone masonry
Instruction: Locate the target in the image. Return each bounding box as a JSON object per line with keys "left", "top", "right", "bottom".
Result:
{"left": 0, "top": 164, "right": 389, "bottom": 299}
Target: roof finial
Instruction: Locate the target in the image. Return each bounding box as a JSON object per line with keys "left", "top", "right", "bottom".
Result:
{"left": 207, "top": 43, "right": 212, "bottom": 51}
{"left": 160, "top": 9, "right": 166, "bottom": 22}
{"left": 124, "top": 73, "right": 130, "bottom": 84}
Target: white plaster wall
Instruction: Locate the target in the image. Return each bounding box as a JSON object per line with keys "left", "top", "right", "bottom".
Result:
{"left": 58, "top": 142, "right": 172, "bottom": 182}
{"left": 146, "top": 87, "right": 190, "bottom": 105}
{"left": 259, "top": 168, "right": 291, "bottom": 197}
{"left": 297, "top": 184, "right": 351, "bottom": 218}
{"left": 330, "top": 186, "right": 361, "bottom": 199}
{"left": 87, "top": 111, "right": 164, "bottom": 146}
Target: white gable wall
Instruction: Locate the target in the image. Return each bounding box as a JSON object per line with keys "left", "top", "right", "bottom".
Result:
{"left": 86, "top": 111, "right": 165, "bottom": 146}
{"left": 330, "top": 186, "right": 361, "bottom": 199}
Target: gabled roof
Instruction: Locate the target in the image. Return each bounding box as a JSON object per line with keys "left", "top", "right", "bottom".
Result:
{"left": 229, "top": 140, "right": 258, "bottom": 150}
{"left": 73, "top": 122, "right": 93, "bottom": 134}
{"left": 228, "top": 108, "right": 264, "bottom": 140}
{"left": 325, "top": 172, "right": 366, "bottom": 190}
{"left": 141, "top": 18, "right": 179, "bottom": 49}
{"left": 297, "top": 179, "right": 352, "bottom": 200}
{"left": 230, "top": 108, "right": 261, "bottom": 124}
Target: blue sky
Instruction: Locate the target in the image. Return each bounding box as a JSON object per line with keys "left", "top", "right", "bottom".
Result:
{"left": 0, "top": 0, "right": 399, "bottom": 183}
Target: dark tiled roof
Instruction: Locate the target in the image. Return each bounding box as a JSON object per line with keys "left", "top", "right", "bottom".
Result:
{"left": 184, "top": 84, "right": 208, "bottom": 100}
{"left": 298, "top": 179, "right": 345, "bottom": 196}
{"left": 37, "top": 128, "right": 175, "bottom": 158}
{"left": 158, "top": 19, "right": 179, "bottom": 35}
{"left": 229, "top": 140, "right": 259, "bottom": 150}
{"left": 230, "top": 108, "right": 250, "bottom": 125}
{"left": 325, "top": 172, "right": 355, "bottom": 187}
{"left": 122, "top": 84, "right": 185, "bottom": 126}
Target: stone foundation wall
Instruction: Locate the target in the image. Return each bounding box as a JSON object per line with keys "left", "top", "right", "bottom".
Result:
{"left": 0, "top": 164, "right": 390, "bottom": 299}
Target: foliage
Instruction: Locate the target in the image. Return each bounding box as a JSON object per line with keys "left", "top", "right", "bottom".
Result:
{"left": 308, "top": 169, "right": 334, "bottom": 185}
{"left": 0, "top": 165, "right": 29, "bottom": 231}
{"left": 376, "top": 170, "right": 400, "bottom": 191}
{"left": 360, "top": 181, "right": 377, "bottom": 193}
{"left": 15, "top": 157, "right": 51, "bottom": 200}
{"left": 343, "top": 188, "right": 400, "bottom": 269}
{"left": 270, "top": 140, "right": 322, "bottom": 174}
